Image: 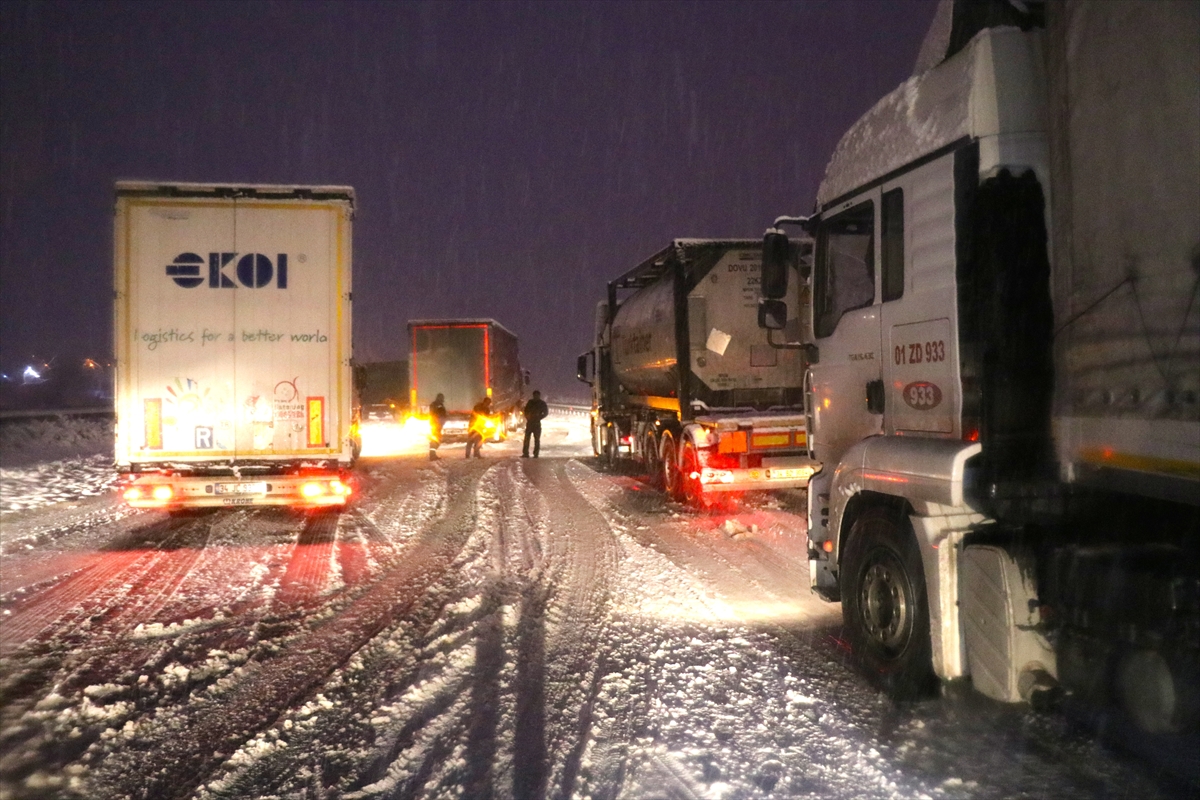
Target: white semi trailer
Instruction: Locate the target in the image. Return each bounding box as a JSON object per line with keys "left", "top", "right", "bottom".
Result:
{"left": 578, "top": 239, "right": 819, "bottom": 504}
{"left": 758, "top": 0, "right": 1199, "bottom": 739}
{"left": 114, "top": 182, "right": 357, "bottom": 509}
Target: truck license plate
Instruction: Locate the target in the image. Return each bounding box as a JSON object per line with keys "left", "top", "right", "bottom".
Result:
{"left": 215, "top": 482, "right": 267, "bottom": 495}
{"left": 765, "top": 468, "right": 809, "bottom": 480}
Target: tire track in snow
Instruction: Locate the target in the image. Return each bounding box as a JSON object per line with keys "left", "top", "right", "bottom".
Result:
{"left": 0, "top": 515, "right": 205, "bottom": 656}
{"left": 272, "top": 511, "right": 340, "bottom": 608}
{"left": 85, "top": 460, "right": 489, "bottom": 800}
{"left": 347, "top": 459, "right": 536, "bottom": 799}
{"left": 514, "top": 458, "right": 621, "bottom": 799}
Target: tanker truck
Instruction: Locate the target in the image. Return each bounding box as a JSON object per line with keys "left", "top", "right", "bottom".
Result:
{"left": 577, "top": 239, "right": 819, "bottom": 505}
{"left": 757, "top": 0, "right": 1200, "bottom": 743}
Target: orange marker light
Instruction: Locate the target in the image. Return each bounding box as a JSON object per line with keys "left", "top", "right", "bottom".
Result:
{"left": 151, "top": 485, "right": 174, "bottom": 502}
{"left": 301, "top": 481, "right": 325, "bottom": 498}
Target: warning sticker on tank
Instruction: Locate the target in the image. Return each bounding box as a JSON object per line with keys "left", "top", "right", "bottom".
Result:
{"left": 706, "top": 328, "right": 731, "bottom": 356}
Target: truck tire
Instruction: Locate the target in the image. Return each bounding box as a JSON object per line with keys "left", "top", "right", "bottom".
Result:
{"left": 840, "top": 508, "right": 936, "bottom": 699}
{"left": 644, "top": 431, "right": 662, "bottom": 489}
{"left": 604, "top": 424, "right": 621, "bottom": 467}
{"left": 660, "top": 434, "right": 681, "bottom": 499}
{"left": 680, "top": 442, "right": 703, "bottom": 507}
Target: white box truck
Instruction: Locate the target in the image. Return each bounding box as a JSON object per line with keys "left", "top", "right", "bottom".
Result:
{"left": 113, "top": 182, "right": 356, "bottom": 509}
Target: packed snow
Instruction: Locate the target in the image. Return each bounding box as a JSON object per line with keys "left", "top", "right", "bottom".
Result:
{"left": 0, "top": 411, "right": 1188, "bottom": 799}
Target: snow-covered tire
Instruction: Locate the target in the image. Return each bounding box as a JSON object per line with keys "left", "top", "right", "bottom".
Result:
{"left": 840, "top": 507, "right": 937, "bottom": 699}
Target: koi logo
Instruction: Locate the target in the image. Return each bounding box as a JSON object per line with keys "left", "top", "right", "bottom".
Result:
{"left": 166, "top": 252, "right": 289, "bottom": 289}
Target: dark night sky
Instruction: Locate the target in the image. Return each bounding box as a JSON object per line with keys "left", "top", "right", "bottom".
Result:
{"left": 0, "top": 0, "right": 936, "bottom": 399}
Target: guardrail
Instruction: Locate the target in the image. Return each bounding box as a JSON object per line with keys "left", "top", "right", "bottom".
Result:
{"left": 547, "top": 403, "right": 591, "bottom": 419}
{"left": 0, "top": 407, "right": 115, "bottom": 424}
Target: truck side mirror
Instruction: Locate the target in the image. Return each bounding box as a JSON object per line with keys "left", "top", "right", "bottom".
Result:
{"left": 576, "top": 353, "right": 593, "bottom": 385}
{"left": 761, "top": 229, "right": 790, "bottom": 299}
{"left": 758, "top": 299, "right": 788, "bottom": 331}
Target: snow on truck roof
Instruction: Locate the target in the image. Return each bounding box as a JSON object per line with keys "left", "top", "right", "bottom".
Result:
{"left": 407, "top": 319, "right": 518, "bottom": 339}
{"left": 611, "top": 239, "right": 763, "bottom": 292}
{"left": 816, "top": 26, "right": 1045, "bottom": 210}
{"left": 114, "top": 182, "right": 355, "bottom": 203}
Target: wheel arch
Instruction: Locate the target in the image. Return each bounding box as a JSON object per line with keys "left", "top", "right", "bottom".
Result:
{"left": 837, "top": 491, "right": 913, "bottom": 568}
{"left": 834, "top": 482, "right": 982, "bottom": 683}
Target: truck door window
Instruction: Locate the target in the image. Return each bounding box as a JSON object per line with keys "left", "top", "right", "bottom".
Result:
{"left": 881, "top": 188, "right": 904, "bottom": 302}
{"left": 814, "top": 200, "right": 874, "bottom": 338}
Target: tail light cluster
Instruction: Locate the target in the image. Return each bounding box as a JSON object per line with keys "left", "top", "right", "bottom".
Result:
{"left": 123, "top": 477, "right": 351, "bottom": 507}
{"left": 698, "top": 468, "right": 736, "bottom": 485}
{"left": 123, "top": 484, "right": 174, "bottom": 503}
{"left": 300, "top": 478, "right": 352, "bottom": 500}
{"left": 703, "top": 452, "right": 740, "bottom": 470}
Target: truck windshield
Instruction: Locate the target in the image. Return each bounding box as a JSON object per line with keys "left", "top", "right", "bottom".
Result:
{"left": 814, "top": 200, "right": 874, "bottom": 338}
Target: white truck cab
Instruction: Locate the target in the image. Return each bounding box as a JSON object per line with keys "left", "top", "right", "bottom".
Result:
{"left": 761, "top": 0, "right": 1200, "bottom": 737}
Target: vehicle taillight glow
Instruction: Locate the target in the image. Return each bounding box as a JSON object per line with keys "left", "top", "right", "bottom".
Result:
{"left": 700, "top": 469, "right": 735, "bottom": 484}
{"left": 151, "top": 485, "right": 174, "bottom": 501}
{"left": 123, "top": 487, "right": 143, "bottom": 502}
{"left": 704, "top": 452, "right": 740, "bottom": 470}
{"left": 300, "top": 479, "right": 351, "bottom": 501}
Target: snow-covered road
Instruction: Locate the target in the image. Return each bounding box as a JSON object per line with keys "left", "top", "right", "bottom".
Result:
{"left": 0, "top": 415, "right": 1186, "bottom": 799}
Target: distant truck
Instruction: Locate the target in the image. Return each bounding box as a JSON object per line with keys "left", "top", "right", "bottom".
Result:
{"left": 114, "top": 182, "right": 356, "bottom": 509}
{"left": 408, "top": 319, "right": 525, "bottom": 441}
{"left": 758, "top": 0, "right": 1200, "bottom": 736}
{"left": 355, "top": 359, "right": 409, "bottom": 424}
{"left": 577, "top": 239, "right": 819, "bottom": 504}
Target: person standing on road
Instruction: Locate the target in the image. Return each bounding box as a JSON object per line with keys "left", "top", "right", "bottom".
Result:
{"left": 465, "top": 396, "right": 492, "bottom": 458}
{"left": 428, "top": 393, "right": 447, "bottom": 460}
{"left": 522, "top": 390, "right": 549, "bottom": 458}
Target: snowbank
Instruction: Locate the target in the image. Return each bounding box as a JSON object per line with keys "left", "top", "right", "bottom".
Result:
{"left": 0, "top": 416, "right": 117, "bottom": 513}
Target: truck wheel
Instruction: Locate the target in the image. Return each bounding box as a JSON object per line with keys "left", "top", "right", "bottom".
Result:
{"left": 604, "top": 424, "right": 621, "bottom": 467}
{"left": 660, "top": 435, "right": 681, "bottom": 499}
{"left": 840, "top": 508, "right": 936, "bottom": 699}
{"left": 644, "top": 432, "right": 661, "bottom": 489}
{"left": 680, "top": 442, "right": 703, "bottom": 507}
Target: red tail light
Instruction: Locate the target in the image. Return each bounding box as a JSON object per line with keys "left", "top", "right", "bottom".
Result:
{"left": 703, "top": 452, "right": 740, "bottom": 470}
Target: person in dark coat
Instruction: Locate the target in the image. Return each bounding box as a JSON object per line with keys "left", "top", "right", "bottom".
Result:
{"left": 466, "top": 396, "right": 492, "bottom": 458}
{"left": 428, "top": 393, "right": 447, "bottom": 460}
{"left": 522, "top": 390, "right": 549, "bottom": 458}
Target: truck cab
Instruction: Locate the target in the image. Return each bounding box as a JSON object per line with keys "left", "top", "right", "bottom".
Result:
{"left": 760, "top": 1, "right": 1200, "bottom": 737}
